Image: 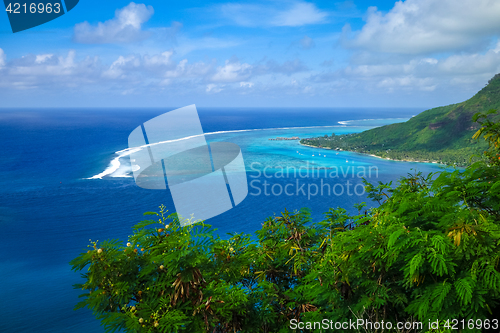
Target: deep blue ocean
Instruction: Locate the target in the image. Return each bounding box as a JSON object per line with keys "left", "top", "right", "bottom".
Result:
{"left": 0, "top": 107, "right": 449, "bottom": 333}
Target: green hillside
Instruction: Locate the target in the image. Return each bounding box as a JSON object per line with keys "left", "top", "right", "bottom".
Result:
{"left": 302, "top": 74, "right": 500, "bottom": 166}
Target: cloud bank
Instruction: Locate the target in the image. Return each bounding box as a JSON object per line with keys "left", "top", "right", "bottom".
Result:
{"left": 219, "top": 1, "right": 328, "bottom": 27}
{"left": 74, "top": 2, "right": 154, "bottom": 44}
{"left": 3, "top": 0, "right": 500, "bottom": 107}
{"left": 0, "top": 48, "right": 6, "bottom": 68}
{"left": 344, "top": 0, "right": 500, "bottom": 54}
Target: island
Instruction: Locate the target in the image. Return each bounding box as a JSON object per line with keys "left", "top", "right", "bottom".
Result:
{"left": 300, "top": 73, "right": 500, "bottom": 166}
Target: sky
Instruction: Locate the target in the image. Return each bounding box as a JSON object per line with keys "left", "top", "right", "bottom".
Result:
{"left": 1, "top": 0, "right": 500, "bottom": 108}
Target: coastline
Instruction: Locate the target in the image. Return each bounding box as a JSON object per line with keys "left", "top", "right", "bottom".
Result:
{"left": 299, "top": 142, "right": 446, "bottom": 165}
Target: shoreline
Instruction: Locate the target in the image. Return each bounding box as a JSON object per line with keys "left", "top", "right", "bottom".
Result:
{"left": 299, "top": 142, "right": 447, "bottom": 165}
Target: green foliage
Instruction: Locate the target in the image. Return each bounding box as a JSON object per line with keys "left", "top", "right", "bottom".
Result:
{"left": 301, "top": 74, "right": 500, "bottom": 166}
{"left": 473, "top": 109, "right": 500, "bottom": 166}
{"left": 72, "top": 112, "right": 500, "bottom": 332}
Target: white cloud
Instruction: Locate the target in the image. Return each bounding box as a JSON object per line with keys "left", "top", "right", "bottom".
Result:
{"left": 343, "top": 58, "right": 438, "bottom": 77}
{"left": 206, "top": 84, "right": 224, "bottom": 93}
{"left": 35, "top": 54, "right": 54, "bottom": 64}
{"left": 0, "top": 48, "right": 5, "bottom": 68}
{"left": 100, "top": 52, "right": 216, "bottom": 85}
{"left": 343, "top": 43, "right": 500, "bottom": 81}
{"left": 8, "top": 50, "right": 77, "bottom": 76}
{"left": 143, "top": 51, "right": 173, "bottom": 68}
{"left": 316, "top": 40, "right": 500, "bottom": 94}
{"left": 99, "top": 54, "right": 308, "bottom": 88}
{"left": 121, "top": 89, "right": 136, "bottom": 95}
{"left": 1, "top": 44, "right": 499, "bottom": 102}
{"left": 0, "top": 50, "right": 101, "bottom": 89}
{"left": 219, "top": 1, "right": 327, "bottom": 27}
{"left": 102, "top": 55, "right": 141, "bottom": 79}
{"left": 303, "top": 86, "right": 313, "bottom": 94}
{"left": 240, "top": 81, "right": 254, "bottom": 88}
{"left": 74, "top": 2, "right": 154, "bottom": 44}
{"left": 1, "top": 48, "right": 314, "bottom": 95}
{"left": 377, "top": 76, "right": 436, "bottom": 92}
{"left": 101, "top": 51, "right": 176, "bottom": 79}
{"left": 164, "top": 59, "right": 212, "bottom": 78}
{"left": 345, "top": 0, "right": 500, "bottom": 54}
{"left": 299, "top": 36, "right": 315, "bottom": 49}
{"left": 254, "top": 59, "right": 308, "bottom": 75}
{"left": 273, "top": 2, "right": 328, "bottom": 27}
{"left": 438, "top": 42, "right": 500, "bottom": 74}
{"left": 211, "top": 60, "right": 252, "bottom": 82}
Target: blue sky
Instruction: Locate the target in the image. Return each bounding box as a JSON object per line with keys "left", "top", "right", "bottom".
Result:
{"left": 1, "top": 0, "right": 500, "bottom": 107}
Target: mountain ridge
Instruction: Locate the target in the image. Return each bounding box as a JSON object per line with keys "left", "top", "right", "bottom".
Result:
{"left": 301, "top": 74, "right": 500, "bottom": 166}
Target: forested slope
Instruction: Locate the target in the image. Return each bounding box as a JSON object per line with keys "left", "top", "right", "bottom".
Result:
{"left": 301, "top": 74, "right": 500, "bottom": 166}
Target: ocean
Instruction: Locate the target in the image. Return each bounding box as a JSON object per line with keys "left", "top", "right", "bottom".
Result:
{"left": 0, "top": 107, "right": 447, "bottom": 333}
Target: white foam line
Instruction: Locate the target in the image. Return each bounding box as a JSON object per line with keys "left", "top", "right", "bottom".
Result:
{"left": 87, "top": 121, "right": 400, "bottom": 180}
{"left": 115, "top": 125, "right": 345, "bottom": 154}
{"left": 86, "top": 148, "right": 141, "bottom": 179}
